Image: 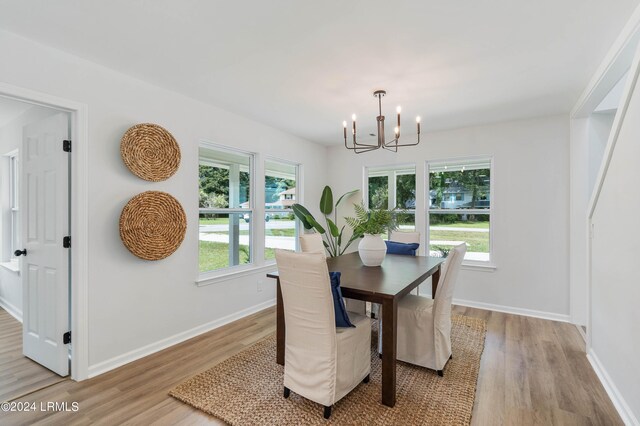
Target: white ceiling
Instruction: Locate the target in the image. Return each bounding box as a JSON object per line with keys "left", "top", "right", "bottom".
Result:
{"left": 0, "top": 0, "right": 637, "bottom": 145}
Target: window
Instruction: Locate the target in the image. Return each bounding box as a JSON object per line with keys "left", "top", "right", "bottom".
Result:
{"left": 9, "top": 153, "right": 19, "bottom": 259}
{"left": 366, "top": 165, "right": 416, "bottom": 233}
{"left": 1, "top": 150, "right": 19, "bottom": 269}
{"left": 427, "top": 157, "right": 492, "bottom": 264}
{"left": 264, "top": 159, "right": 299, "bottom": 261}
{"left": 199, "top": 144, "right": 253, "bottom": 274}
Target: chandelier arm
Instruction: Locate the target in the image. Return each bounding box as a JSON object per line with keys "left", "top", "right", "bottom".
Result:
{"left": 345, "top": 134, "right": 377, "bottom": 149}
{"left": 354, "top": 146, "right": 380, "bottom": 154}
{"left": 345, "top": 141, "right": 378, "bottom": 150}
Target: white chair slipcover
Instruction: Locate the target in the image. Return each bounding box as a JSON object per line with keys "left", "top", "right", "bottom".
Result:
{"left": 299, "top": 233, "right": 366, "bottom": 315}
{"left": 388, "top": 231, "right": 421, "bottom": 245}
{"left": 370, "top": 231, "right": 422, "bottom": 318}
{"left": 275, "top": 250, "right": 371, "bottom": 418}
{"left": 379, "top": 243, "right": 466, "bottom": 375}
{"left": 299, "top": 233, "right": 325, "bottom": 255}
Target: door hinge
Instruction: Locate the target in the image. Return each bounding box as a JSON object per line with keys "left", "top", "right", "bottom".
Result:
{"left": 63, "top": 236, "right": 71, "bottom": 248}
{"left": 63, "top": 331, "right": 71, "bottom": 344}
{"left": 63, "top": 139, "right": 71, "bottom": 152}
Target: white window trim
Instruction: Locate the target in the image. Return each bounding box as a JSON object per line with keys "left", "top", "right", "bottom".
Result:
{"left": 425, "top": 155, "right": 496, "bottom": 269}
{"left": 263, "top": 156, "right": 301, "bottom": 264}
{"left": 3, "top": 149, "right": 19, "bottom": 265}
{"left": 197, "top": 142, "right": 256, "bottom": 281}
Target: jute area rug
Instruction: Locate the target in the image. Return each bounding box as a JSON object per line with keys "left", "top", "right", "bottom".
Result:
{"left": 170, "top": 315, "right": 486, "bottom": 425}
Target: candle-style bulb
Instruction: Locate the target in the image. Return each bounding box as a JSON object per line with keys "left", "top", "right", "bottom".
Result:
{"left": 396, "top": 106, "right": 402, "bottom": 114}
{"left": 416, "top": 116, "right": 421, "bottom": 123}
{"left": 343, "top": 121, "right": 347, "bottom": 128}
{"left": 352, "top": 114, "right": 357, "bottom": 121}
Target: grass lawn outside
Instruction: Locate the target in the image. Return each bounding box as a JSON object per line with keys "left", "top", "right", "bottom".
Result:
{"left": 199, "top": 240, "right": 276, "bottom": 271}
{"left": 431, "top": 221, "right": 489, "bottom": 229}
{"left": 199, "top": 241, "right": 250, "bottom": 271}
{"left": 429, "top": 229, "right": 489, "bottom": 253}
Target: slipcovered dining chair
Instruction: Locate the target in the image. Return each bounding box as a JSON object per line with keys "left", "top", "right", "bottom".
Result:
{"left": 379, "top": 243, "right": 466, "bottom": 376}
{"left": 369, "top": 231, "right": 422, "bottom": 319}
{"left": 275, "top": 250, "right": 371, "bottom": 419}
{"left": 388, "top": 231, "right": 421, "bottom": 245}
{"left": 299, "top": 232, "right": 325, "bottom": 255}
{"left": 299, "top": 233, "right": 366, "bottom": 315}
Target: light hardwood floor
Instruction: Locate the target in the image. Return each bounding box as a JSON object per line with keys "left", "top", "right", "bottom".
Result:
{"left": 0, "top": 308, "right": 67, "bottom": 403}
{"left": 0, "top": 306, "right": 621, "bottom": 425}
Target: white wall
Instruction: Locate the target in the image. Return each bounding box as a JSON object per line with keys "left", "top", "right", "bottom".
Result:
{"left": 327, "top": 115, "right": 570, "bottom": 318}
{"left": 589, "top": 112, "right": 616, "bottom": 193}
{"left": 569, "top": 117, "right": 589, "bottom": 326}
{"left": 590, "top": 61, "right": 640, "bottom": 424}
{"left": 0, "top": 104, "right": 60, "bottom": 321}
{"left": 0, "top": 30, "right": 328, "bottom": 372}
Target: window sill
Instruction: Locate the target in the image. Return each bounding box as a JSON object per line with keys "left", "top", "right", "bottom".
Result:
{"left": 461, "top": 262, "right": 496, "bottom": 272}
{"left": 0, "top": 261, "right": 20, "bottom": 273}
{"left": 196, "top": 264, "right": 278, "bottom": 287}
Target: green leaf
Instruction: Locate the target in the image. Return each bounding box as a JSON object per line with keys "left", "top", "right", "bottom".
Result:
{"left": 337, "top": 225, "right": 345, "bottom": 246}
{"left": 326, "top": 218, "right": 340, "bottom": 237}
{"left": 292, "top": 204, "right": 313, "bottom": 229}
{"left": 335, "top": 189, "right": 359, "bottom": 209}
{"left": 306, "top": 214, "right": 326, "bottom": 234}
{"left": 319, "top": 186, "right": 334, "bottom": 215}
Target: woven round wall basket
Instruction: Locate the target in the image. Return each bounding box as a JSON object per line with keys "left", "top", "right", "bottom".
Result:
{"left": 119, "top": 191, "right": 187, "bottom": 261}
{"left": 120, "top": 123, "right": 181, "bottom": 181}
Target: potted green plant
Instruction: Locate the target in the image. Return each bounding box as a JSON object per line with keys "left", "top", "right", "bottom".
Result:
{"left": 291, "top": 186, "right": 360, "bottom": 257}
{"left": 345, "top": 203, "right": 398, "bottom": 266}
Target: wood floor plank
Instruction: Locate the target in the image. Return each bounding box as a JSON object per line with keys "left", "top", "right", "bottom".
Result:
{"left": 0, "top": 305, "right": 623, "bottom": 425}
{"left": 0, "top": 308, "right": 67, "bottom": 403}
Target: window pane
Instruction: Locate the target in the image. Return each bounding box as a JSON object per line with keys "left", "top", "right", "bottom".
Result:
{"left": 199, "top": 212, "right": 251, "bottom": 272}
{"left": 429, "top": 160, "right": 490, "bottom": 210}
{"left": 395, "top": 173, "right": 416, "bottom": 209}
{"left": 429, "top": 213, "right": 490, "bottom": 261}
{"left": 396, "top": 212, "right": 415, "bottom": 231}
{"left": 368, "top": 175, "right": 388, "bottom": 209}
{"left": 265, "top": 160, "right": 296, "bottom": 210}
{"left": 199, "top": 147, "right": 251, "bottom": 209}
{"left": 264, "top": 212, "right": 296, "bottom": 261}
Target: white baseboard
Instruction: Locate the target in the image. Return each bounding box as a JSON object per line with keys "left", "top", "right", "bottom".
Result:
{"left": 575, "top": 324, "right": 587, "bottom": 343}
{"left": 0, "top": 296, "right": 22, "bottom": 323}
{"left": 87, "top": 299, "right": 276, "bottom": 378}
{"left": 587, "top": 349, "right": 639, "bottom": 426}
{"left": 453, "top": 298, "right": 570, "bottom": 323}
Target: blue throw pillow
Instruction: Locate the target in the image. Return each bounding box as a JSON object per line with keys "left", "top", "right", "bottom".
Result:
{"left": 329, "top": 272, "right": 355, "bottom": 328}
{"left": 385, "top": 240, "right": 420, "bottom": 256}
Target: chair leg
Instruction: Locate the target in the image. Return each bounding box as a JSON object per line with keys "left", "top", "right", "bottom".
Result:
{"left": 437, "top": 370, "right": 444, "bottom": 377}
{"left": 283, "top": 387, "right": 290, "bottom": 398}
{"left": 323, "top": 405, "right": 332, "bottom": 419}
{"left": 363, "top": 374, "right": 370, "bottom": 383}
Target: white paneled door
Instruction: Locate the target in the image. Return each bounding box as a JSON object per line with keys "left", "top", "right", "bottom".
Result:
{"left": 20, "top": 112, "right": 70, "bottom": 376}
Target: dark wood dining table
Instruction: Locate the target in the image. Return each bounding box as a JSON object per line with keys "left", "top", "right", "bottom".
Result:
{"left": 267, "top": 252, "right": 446, "bottom": 408}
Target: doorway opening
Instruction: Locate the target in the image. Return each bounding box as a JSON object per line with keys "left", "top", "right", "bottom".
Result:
{"left": 0, "top": 96, "right": 72, "bottom": 401}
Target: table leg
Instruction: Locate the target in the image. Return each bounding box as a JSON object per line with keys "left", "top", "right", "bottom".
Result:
{"left": 432, "top": 265, "right": 441, "bottom": 299}
{"left": 381, "top": 298, "right": 398, "bottom": 407}
{"left": 276, "top": 279, "right": 285, "bottom": 366}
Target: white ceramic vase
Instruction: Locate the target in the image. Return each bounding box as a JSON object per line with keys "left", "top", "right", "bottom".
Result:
{"left": 358, "top": 233, "right": 387, "bottom": 266}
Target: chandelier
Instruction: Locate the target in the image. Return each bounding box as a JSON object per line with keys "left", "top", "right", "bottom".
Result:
{"left": 343, "top": 90, "right": 421, "bottom": 154}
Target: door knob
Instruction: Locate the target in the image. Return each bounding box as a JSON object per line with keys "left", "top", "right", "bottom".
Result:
{"left": 14, "top": 249, "right": 27, "bottom": 257}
